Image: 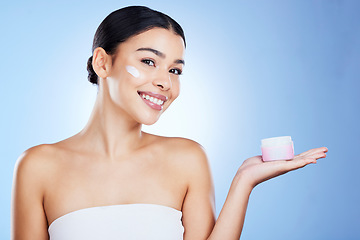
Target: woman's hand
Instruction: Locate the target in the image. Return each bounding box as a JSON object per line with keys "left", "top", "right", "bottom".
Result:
{"left": 207, "top": 147, "right": 328, "bottom": 240}
{"left": 236, "top": 147, "right": 328, "bottom": 188}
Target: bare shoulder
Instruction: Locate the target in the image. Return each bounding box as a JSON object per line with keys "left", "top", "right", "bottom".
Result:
{"left": 16, "top": 144, "right": 59, "bottom": 166}
{"left": 146, "top": 134, "right": 211, "bottom": 175}
{"left": 14, "top": 144, "right": 60, "bottom": 181}
{"left": 162, "top": 136, "right": 205, "bottom": 151}
{"left": 12, "top": 144, "right": 61, "bottom": 239}
{"left": 168, "top": 137, "right": 208, "bottom": 165}
{"left": 147, "top": 133, "right": 207, "bottom": 157}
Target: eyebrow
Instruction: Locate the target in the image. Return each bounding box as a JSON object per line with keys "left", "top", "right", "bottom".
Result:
{"left": 136, "top": 47, "right": 185, "bottom": 65}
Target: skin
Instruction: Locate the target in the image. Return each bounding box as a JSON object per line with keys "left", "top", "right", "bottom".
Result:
{"left": 11, "top": 27, "right": 328, "bottom": 240}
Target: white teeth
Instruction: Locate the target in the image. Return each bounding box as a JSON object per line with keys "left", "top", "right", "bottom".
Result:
{"left": 140, "top": 93, "right": 165, "bottom": 106}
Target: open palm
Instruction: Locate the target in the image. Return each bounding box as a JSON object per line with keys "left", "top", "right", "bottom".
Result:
{"left": 237, "top": 147, "right": 328, "bottom": 188}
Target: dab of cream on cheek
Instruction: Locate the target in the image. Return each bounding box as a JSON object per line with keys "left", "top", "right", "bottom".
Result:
{"left": 261, "top": 136, "right": 294, "bottom": 161}
{"left": 126, "top": 65, "right": 140, "bottom": 78}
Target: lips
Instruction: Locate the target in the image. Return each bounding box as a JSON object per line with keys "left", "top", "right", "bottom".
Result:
{"left": 137, "top": 91, "right": 168, "bottom": 111}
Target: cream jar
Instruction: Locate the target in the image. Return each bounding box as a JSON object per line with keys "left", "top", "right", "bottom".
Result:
{"left": 261, "top": 136, "right": 294, "bottom": 161}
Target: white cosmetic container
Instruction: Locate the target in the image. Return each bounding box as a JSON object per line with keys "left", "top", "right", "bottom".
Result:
{"left": 261, "top": 136, "right": 294, "bottom": 161}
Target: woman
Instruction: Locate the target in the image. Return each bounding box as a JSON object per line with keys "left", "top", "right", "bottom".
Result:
{"left": 11, "top": 6, "right": 327, "bottom": 240}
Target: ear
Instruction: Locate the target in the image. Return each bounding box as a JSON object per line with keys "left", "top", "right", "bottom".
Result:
{"left": 92, "top": 47, "right": 112, "bottom": 79}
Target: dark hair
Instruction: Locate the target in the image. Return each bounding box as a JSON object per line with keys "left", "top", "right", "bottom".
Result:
{"left": 87, "top": 6, "right": 186, "bottom": 85}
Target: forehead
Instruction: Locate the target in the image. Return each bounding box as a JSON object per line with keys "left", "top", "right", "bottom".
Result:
{"left": 117, "top": 28, "right": 185, "bottom": 59}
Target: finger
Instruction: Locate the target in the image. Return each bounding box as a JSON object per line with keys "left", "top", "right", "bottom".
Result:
{"left": 296, "top": 147, "right": 328, "bottom": 158}
{"left": 302, "top": 151, "right": 327, "bottom": 161}
{"left": 296, "top": 149, "right": 314, "bottom": 157}
{"left": 311, "top": 147, "right": 328, "bottom": 154}
{"left": 287, "top": 151, "right": 324, "bottom": 170}
{"left": 308, "top": 151, "right": 327, "bottom": 160}
{"left": 295, "top": 151, "right": 324, "bottom": 163}
{"left": 285, "top": 157, "right": 314, "bottom": 171}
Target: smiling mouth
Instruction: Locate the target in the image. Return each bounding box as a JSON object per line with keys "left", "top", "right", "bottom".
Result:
{"left": 137, "top": 91, "right": 168, "bottom": 110}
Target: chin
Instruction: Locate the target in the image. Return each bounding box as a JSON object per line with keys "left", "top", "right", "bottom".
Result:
{"left": 137, "top": 112, "right": 162, "bottom": 126}
{"left": 133, "top": 103, "right": 169, "bottom": 125}
{"left": 141, "top": 118, "right": 160, "bottom": 126}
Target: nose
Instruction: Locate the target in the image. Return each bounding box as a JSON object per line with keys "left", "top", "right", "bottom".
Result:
{"left": 153, "top": 69, "right": 171, "bottom": 91}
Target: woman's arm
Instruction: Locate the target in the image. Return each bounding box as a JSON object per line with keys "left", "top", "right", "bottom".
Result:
{"left": 11, "top": 146, "right": 49, "bottom": 240}
{"left": 206, "top": 173, "right": 251, "bottom": 240}
{"left": 207, "top": 147, "right": 328, "bottom": 240}
{"left": 181, "top": 142, "right": 216, "bottom": 239}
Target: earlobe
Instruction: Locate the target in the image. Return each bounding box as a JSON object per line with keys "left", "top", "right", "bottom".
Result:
{"left": 92, "top": 47, "right": 111, "bottom": 79}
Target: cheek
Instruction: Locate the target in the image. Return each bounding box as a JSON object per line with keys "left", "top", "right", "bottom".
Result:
{"left": 124, "top": 65, "right": 153, "bottom": 86}
{"left": 126, "top": 65, "right": 140, "bottom": 78}
{"left": 172, "top": 78, "right": 181, "bottom": 99}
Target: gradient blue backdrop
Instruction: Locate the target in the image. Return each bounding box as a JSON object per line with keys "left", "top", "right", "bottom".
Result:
{"left": 1, "top": 0, "right": 359, "bottom": 239}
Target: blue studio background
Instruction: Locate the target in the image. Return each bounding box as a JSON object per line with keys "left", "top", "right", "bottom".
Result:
{"left": 1, "top": 0, "right": 359, "bottom": 239}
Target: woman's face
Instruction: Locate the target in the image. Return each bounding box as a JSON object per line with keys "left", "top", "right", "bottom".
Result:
{"left": 105, "top": 27, "right": 185, "bottom": 125}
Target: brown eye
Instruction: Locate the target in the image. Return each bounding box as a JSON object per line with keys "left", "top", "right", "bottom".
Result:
{"left": 169, "top": 68, "right": 182, "bottom": 75}
{"left": 141, "top": 59, "right": 155, "bottom": 67}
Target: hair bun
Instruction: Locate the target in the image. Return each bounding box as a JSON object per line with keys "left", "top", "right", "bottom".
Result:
{"left": 87, "top": 56, "right": 98, "bottom": 84}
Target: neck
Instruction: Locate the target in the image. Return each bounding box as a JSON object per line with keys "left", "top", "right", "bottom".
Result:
{"left": 77, "top": 82, "right": 144, "bottom": 159}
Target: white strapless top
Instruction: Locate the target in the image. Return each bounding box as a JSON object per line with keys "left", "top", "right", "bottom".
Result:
{"left": 48, "top": 203, "right": 184, "bottom": 240}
